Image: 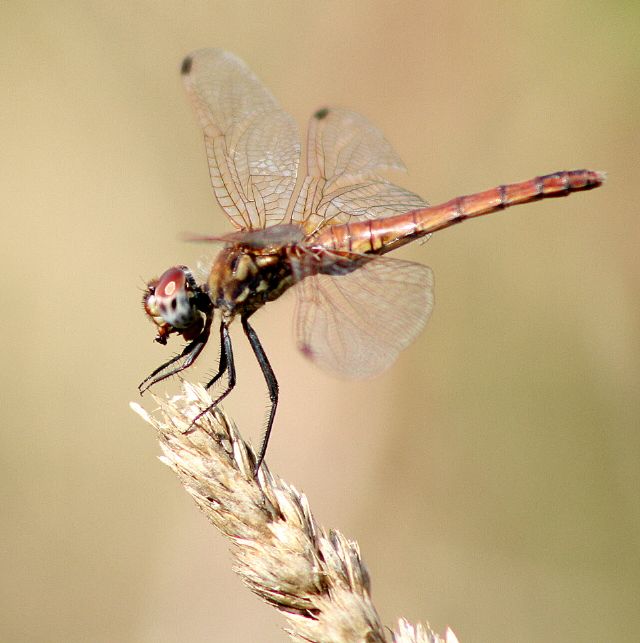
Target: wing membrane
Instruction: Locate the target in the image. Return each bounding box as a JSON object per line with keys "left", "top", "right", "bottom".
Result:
{"left": 293, "top": 251, "right": 434, "bottom": 378}
{"left": 182, "top": 49, "right": 300, "bottom": 229}
{"left": 291, "top": 108, "right": 427, "bottom": 231}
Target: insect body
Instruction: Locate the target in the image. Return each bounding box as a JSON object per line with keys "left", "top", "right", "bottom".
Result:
{"left": 140, "top": 48, "right": 604, "bottom": 474}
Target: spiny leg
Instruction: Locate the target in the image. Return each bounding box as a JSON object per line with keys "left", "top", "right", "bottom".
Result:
{"left": 139, "top": 317, "right": 212, "bottom": 394}
{"left": 242, "top": 316, "right": 279, "bottom": 476}
{"left": 191, "top": 321, "right": 236, "bottom": 426}
{"left": 204, "top": 321, "right": 229, "bottom": 390}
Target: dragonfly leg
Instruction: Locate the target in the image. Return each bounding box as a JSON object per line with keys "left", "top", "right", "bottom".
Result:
{"left": 241, "top": 316, "right": 278, "bottom": 476}
{"left": 138, "top": 316, "right": 212, "bottom": 394}
{"left": 190, "top": 322, "right": 236, "bottom": 426}
{"left": 204, "top": 322, "right": 229, "bottom": 390}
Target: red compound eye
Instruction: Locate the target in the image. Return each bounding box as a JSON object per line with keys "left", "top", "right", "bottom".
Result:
{"left": 156, "top": 267, "right": 188, "bottom": 299}
{"left": 148, "top": 266, "right": 198, "bottom": 330}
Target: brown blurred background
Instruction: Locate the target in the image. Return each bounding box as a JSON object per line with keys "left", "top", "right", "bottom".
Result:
{"left": 2, "top": 2, "right": 638, "bottom": 642}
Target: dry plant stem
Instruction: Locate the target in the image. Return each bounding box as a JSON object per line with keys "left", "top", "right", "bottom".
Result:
{"left": 131, "top": 382, "right": 457, "bottom": 643}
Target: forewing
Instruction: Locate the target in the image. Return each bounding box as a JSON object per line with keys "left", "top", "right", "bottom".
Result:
{"left": 293, "top": 252, "right": 434, "bottom": 378}
{"left": 290, "top": 108, "right": 427, "bottom": 231}
{"left": 182, "top": 49, "right": 300, "bottom": 229}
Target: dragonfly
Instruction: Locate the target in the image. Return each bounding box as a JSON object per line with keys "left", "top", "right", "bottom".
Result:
{"left": 140, "top": 48, "right": 604, "bottom": 474}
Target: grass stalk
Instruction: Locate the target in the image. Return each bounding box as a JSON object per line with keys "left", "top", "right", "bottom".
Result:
{"left": 131, "top": 382, "right": 457, "bottom": 643}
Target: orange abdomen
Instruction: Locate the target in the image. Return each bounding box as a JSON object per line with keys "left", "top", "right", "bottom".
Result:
{"left": 312, "top": 170, "right": 605, "bottom": 255}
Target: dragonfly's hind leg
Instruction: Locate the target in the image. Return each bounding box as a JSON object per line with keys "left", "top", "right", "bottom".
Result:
{"left": 241, "top": 316, "right": 279, "bottom": 476}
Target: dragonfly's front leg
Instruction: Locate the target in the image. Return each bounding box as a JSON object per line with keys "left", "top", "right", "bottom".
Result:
{"left": 241, "top": 316, "right": 279, "bottom": 475}
{"left": 139, "top": 316, "right": 212, "bottom": 394}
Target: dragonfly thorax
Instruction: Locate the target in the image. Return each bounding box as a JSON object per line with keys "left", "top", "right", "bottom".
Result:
{"left": 208, "top": 245, "right": 296, "bottom": 319}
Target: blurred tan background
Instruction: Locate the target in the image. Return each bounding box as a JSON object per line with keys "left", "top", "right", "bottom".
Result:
{"left": 2, "top": 2, "right": 638, "bottom": 641}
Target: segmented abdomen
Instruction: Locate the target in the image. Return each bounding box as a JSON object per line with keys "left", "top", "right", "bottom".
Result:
{"left": 312, "top": 170, "right": 605, "bottom": 255}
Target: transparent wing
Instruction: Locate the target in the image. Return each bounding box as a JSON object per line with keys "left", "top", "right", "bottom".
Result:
{"left": 182, "top": 49, "right": 300, "bottom": 230}
{"left": 186, "top": 223, "right": 304, "bottom": 249}
{"left": 290, "top": 108, "right": 428, "bottom": 232}
{"left": 293, "top": 251, "right": 434, "bottom": 378}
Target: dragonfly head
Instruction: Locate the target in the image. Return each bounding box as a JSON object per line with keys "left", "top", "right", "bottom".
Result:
{"left": 143, "top": 266, "right": 210, "bottom": 344}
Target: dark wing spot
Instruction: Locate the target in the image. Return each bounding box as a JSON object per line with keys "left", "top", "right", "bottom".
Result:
{"left": 181, "top": 56, "right": 193, "bottom": 75}
{"left": 314, "top": 108, "right": 329, "bottom": 120}
{"left": 171, "top": 298, "right": 178, "bottom": 310}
